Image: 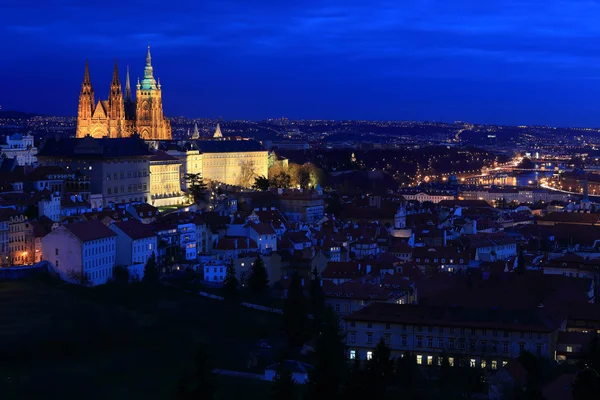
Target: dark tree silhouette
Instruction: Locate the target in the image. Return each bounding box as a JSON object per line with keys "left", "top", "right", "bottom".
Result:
{"left": 247, "top": 255, "right": 269, "bottom": 296}
{"left": 222, "top": 264, "right": 239, "bottom": 304}
{"left": 253, "top": 175, "right": 270, "bottom": 191}
{"left": 282, "top": 271, "right": 308, "bottom": 349}
{"left": 307, "top": 307, "right": 347, "bottom": 400}
{"left": 185, "top": 173, "right": 207, "bottom": 204}
{"left": 142, "top": 252, "right": 158, "bottom": 284}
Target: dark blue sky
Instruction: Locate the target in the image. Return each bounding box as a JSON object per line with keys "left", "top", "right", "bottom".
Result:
{"left": 2, "top": 0, "right": 600, "bottom": 126}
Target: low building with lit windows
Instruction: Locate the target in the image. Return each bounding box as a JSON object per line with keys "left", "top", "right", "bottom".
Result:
{"left": 42, "top": 220, "right": 117, "bottom": 286}
{"left": 343, "top": 302, "right": 565, "bottom": 370}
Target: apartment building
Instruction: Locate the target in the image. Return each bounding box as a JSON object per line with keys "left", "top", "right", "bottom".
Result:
{"left": 37, "top": 136, "right": 153, "bottom": 206}
{"left": 343, "top": 302, "right": 565, "bottom": 370}
{"left": 42, "top": 220, "right": 117, "bottom": 286}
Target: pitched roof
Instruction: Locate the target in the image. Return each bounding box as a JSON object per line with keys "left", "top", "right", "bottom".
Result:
{"left": 37, "top": 136, "right": 154, "bottom": 159}
{"left": 150, "top": 150, "right": 180, "bottom": 162}
{"left": 250, "top": 222, "right": 276, "bottom": 235}
{"left": 113, "top": 219, "right": 156, "bottom": 240}
{"left": 344, "top": 302, "right": 564, "bottom": 332}
{"left": 193, "top": 139, "right": 265, "bottom": 153}
{"left": 63, "top": 220, "right": 117, "bottom": 242}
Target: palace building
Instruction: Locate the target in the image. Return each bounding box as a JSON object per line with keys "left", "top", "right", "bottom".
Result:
{"left": 76, "top": 47, "right": 171, "bottom": 140}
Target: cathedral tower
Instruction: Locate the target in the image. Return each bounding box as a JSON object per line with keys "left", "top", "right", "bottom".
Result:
{"left": 135, "top": 46, "right": 172, "bottom": 140}
{"left": 76, "top": 60, "right": 95, "bottom": 138}
{"left": 76, "top": 47, "right": 171, "bottom": 140}
{"left": 107, "top": 61, "right": 125, "bottom": 137}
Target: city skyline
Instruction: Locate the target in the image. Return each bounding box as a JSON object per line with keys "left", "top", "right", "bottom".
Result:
{"left": 4, "top": 1, "right": 600, "bottom": 126}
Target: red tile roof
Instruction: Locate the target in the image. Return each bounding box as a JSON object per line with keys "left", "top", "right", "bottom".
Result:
{"left": 64, "top": 220, "right": 117, "bottom": 242}
{"left": 113, "top": 219, "right": 156, "bottom": 240}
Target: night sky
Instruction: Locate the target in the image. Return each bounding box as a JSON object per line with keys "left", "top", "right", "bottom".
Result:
{"left": 2, "top": 0, "right": 600, "bottom": 126}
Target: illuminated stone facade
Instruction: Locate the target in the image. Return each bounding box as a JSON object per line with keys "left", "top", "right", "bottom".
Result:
{"left": 76, "top": 47, "right": 171, "bottom": 140}
{"left": 149, "top": 151, "right": 184, "bottom": 207}
{"left": 163, "top": 139, "right": 269, "bottom": 188}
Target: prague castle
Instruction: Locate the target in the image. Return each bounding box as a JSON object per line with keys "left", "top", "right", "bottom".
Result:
{"left": 76, "top": 47, "right": 171, "bottom": 140}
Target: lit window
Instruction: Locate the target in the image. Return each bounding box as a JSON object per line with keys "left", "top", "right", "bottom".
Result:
{"left": 366, "top": 351, "right": 373, "bottom": 361}
{"left": 566, "top": 346, "right": 573, "bottom": 353}
{"left": 470, "top": 358, "right": 476, "bottom": 368}
{"left": 481, "top": 360, "right": 487, "bottom": 369}
{"left": 427, "top": 356, "right": 433, "bottom": 365}
{"left": 416, "top": 355, "right": 422, "bottom": 365}
{"left": 448, "top": 357, "right": 454, "bottom": 367}
{"left": 349, "top": 350, "right": 356, "bottom": 360}
{"left": 491, "top": 360, "right": 498, "bottom": 370}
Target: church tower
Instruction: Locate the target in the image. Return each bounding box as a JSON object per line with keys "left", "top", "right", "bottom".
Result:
{"left": 135, "top": 46, "right": 172, "bottom": 140}
{"left": 76, "top": 60, "right": 95, "bottom": 138}
{"left": 107, "top": 61, "right": 125, "bottom": 138}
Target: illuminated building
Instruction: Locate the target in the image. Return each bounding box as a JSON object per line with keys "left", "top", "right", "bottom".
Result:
{"left": 149, "top": 151, "right": 184, "bottom": 207}
{"left": 76, "top": 47, "right": 171, "bottom": 140}
{"left": 0, "top": 133, "right": 37, "bottom": 166}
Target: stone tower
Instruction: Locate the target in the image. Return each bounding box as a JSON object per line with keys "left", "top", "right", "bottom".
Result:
{"left": 76, "top": 47, "right": 171, "bottom": 140}
{"left": 76, "top": 60, "right": 95, "bottom": 138}
{"left": 135, "top": 46, "right": 172, "bottom": 140}
{"left": 107, "top": 61, "right": 125, "bottom": 138}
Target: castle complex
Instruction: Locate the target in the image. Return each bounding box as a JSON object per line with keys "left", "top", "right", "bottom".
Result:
{"left": 76, "top": 47, "right": 171, "bottom": 140}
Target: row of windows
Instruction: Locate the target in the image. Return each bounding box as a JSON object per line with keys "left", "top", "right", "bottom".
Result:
{"left": 107, "top": 184, "right": 148, "bottom": 194}
{"left": 352, "top": 332, "right": 544, "bottom": 356}
{"left": 106, "top": 170, "right": 149, "bottom": 180}
{"left": 88, "top": 268, "right": 111, "bottom": 281}
{"left": 354, "top": 321, "right": 542, "bottom": 339}
{"left": 349, "top": 349, "right": 509, "bottom": 371}
{"left": 415, "top": 258, "right": 464, "bottom": 264}
{"left": 83, "top": 244, "right": 115, "bottom": 257}
{"left": 85, "top": 256, "right": 114, "bottom": 269}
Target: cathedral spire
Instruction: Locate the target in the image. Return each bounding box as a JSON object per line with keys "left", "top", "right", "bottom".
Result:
{"left": 192, "top": 123, "right": 200, "bottom": 139}
{"left": 111, "top": 60, "right": 120, "bottom": 86}
{"left": 140, "top": 45, "right": 157, "bottom": 90}
{"left": 125, "top": 66, "right": 132, "bottom": 101}
{"left": 213, "top": 123, "right": 223, "bottom": 138}
{"left": 83, "top": 59, "right": 91, "bottom": 85}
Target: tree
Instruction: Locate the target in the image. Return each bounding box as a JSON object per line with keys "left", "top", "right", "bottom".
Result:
{"left": 282, "top": 271, "right": 308, "bottom": 349}
{"left": 237, "top": 160, "right": 257, "bottom": 188}
{"left": 309, "top": 267, "right": 325, "bottom": 332}
{"left": 297, "top": 166, "right": 311, "bottom": 189}
{"left": 307, "top": 306, "right": 347, "bottom": 400}
{"left": 516, "top": 246, "right": 525, "bottom": 274}
{"left": 395, "top": 352, "right": 422, "bottom": 398}
{"left": 185, "top": 173, "right": 207, "bottom": 204}
{"left": 253, "top": 175, "right": 270, "bottom": 191}
{"left": 143, "top": 252, "right": 158, "bottom": 284}
{"left": 222, "top": 264, "right": 239, "bottom": 305}
{"left": 269, "top": 363, "right": 297, "bottom": 400}
{"left": 271, "top": 171, "right": 292, "bottom": 189}
{"left": 573, "top": 337, "right": 600, "bottom": 399}
{"left": 518, "top": 157, "right": 535, "bottom": 169}
{"left": 176, "top": 345, "right": 218, "bottom": 400}
{"left": 342, "top": 355, "right": 368, "bottom": 400}
{"left": 365, "top": 338, "right": 395, "bottom": 398}
{"left": 112, "top": 265, "right": 130, "bottom": 284}
{"left": 67, "top": 269, "right": 91, "bottom": 286}
{"left": 247, "top": 255, "right": 269, "bottom": 296}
